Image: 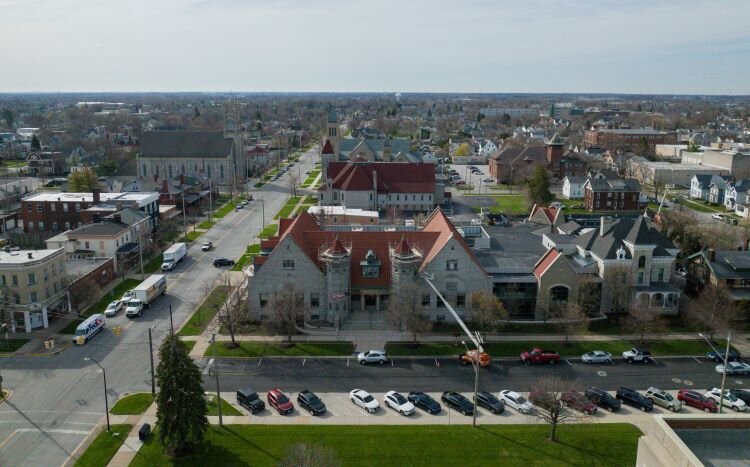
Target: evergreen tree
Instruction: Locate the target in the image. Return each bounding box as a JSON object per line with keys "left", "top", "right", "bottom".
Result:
{"left": 31, "top": 134, "right": 41, "bottom": 150}
{"left": 526, "top": 165, "right": 553, "bottom": 207}
{"left": 155, "top": 333, "right": 208, "bottom": 456}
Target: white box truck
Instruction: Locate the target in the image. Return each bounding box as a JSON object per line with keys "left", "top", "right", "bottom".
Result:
{"left": 126, "top": 274, "right": 167, "bottom": 318}
{"left": 161, "top": 243, "right": 187, "bottom": 271}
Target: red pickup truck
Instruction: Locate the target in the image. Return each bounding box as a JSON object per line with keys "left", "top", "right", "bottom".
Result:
{"left": 520, "top": 348, "right": 561, "bottom": 364}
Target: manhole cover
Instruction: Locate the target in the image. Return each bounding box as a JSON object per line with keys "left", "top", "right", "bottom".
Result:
{"left": 672, "top": 378, "right": 682, "bottom": 384}
{"left": 596, "top": 371, "right": 607, "bottom": 377}
{"left": 684, "top": 380, "right": 693, "bottom": 386}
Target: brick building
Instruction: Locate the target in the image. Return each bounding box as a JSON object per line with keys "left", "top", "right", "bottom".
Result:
{"left": 488, "top": 133, "right": 586, "bottom": 184}
{"left": 584, "top": 129, "right": 676, "bottom": 155}
{"left": 583, "top": 178, "right": 643, "bottom": 212}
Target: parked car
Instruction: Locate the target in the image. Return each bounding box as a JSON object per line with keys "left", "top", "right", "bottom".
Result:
{"left": 581, "top": 350, "right": 613, "bottom": 364}
{"left": 441, "top": 391, "right": 474, "bottom": 415}
{"left": 213, "top": 257, "right": 235, "bottom": 267}
{"left": 384, "top": 391, "right": 415, "bottom": 416}
{"left": 645, "top": 387, "right": 682, "bottom": 412}
{"left": 407, "top": 391, "right": 442, "bottom": 414}
{"left": 560, "top": 391, "right": 597, "bottom": 415}
{"left": 236, "top": 388, "right": 265, "bottom": 413}
{"left": 483, "top": 178, "right": 495, "bottom": 183}
{"left": 585, "top": 387, "right": 621, "bottom": 412}
{"left": 706, "top": 349, "right": 742, "bottom": 363}
{"left": 475, "top": 390, "right": 505, "bottom": 414}
{"left": 104, "top": 300, "right": 123, "bottom": 317}
{"left": 267, "top": 388, "right": 294, "bottom": 415}
{"left": 349, "top": 389, "right": 380, "bottom": 413}
{"left": 201, "top": 241, "right": 213, "bottom": 251}
{"left": 460, "top": 350, "right": 491, "bottom": 367}
{"left": 677, "top": 389, "right": 717, "bottom": 413}
{"left": 727, "top": 389, "right": 750, "bottom": 405}
{"left": 297, "top": 389, "right": 326, "bottom": 415}
{"left": 712, "top": 213, "right": 724, "bottom": 221}
{"left": 705, "top": 387, "right": 747, "bottom": 412}
{"left": 357, "top": 350, "right": 388, "bottom": 365}
{"left": 520, "top": 348, "right": 560, "bottom": 364}
{"left": 715, "top": 361, "right": 750, "bottom": 375}
{"left": 236, "top": 203, "right": 243, "bottom": 210}
{"left": 622, "top": 347, "right": 652, "bottom": 364}
{"left": 616, "top": 387, "right": 653, "bottom": 412}
{"left": 120, "top": 290, "right": 135, "bottom": 303}
{"left": 498, "top": 390, "right": 534, "bottom": 414}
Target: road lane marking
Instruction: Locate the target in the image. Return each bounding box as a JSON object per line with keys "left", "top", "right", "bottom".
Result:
{"left": 565, "top": 359, "right": 572, "bottom": 367}
{"left": 257, "top": 358, "right": 262, "bottom": 367}
{"left": 302, "top": 358, "right": 306, "bottom": 367}
{"left": 346, "top": 358, "right": 349, "bottom": 367}
{"left": 672, "top": 378, "right": 682, "bottom": 384}
{"left": 692, "top": 357, "right": 703, "bottom": 364}
{"left": 684, "top": 380, "right": 693, "bottom": 386}
{"left": 435, "top": 358, "right": 440, "bottom": 368}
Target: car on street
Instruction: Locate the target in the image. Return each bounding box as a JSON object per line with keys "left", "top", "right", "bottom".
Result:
{"left": 715, "top": 361, "right": 750, "bottom": 375}
{"left": 581, "top": 350, "right": 613, "bottom": 364}
{"left": 585, "top": 387, "right": 621, "bottom": 412}
{"left": 213, "top": 257, "right": 235, "bottom": 267}
{"left": 727, "top": 389, "right": 750, "bottom": 405}
{"left": 236, "top": 203, "right": 243, "bottom": 210}
{"left": 104, "top": 300, "right": 123, "bottom": 317}
{"left": 498, "top": 390, "right": 534, "bottom": 414}
{"left": 236, "top": 388, "right": 265, "bottom": 413}
{"left": 705, "top": 388, "right": 747, "bottom": 412}
{"left": 520, "top": 348, "right": 560, "bottom": 364}
{"left": 475, "top": 390, "right": 505, "bottom": 414}
{"left": 549, "top": 202, "right": 563, "bottom": 209}
{"left": 441, "top": 391, "right": 474, "bottom": 415}
{"left": 384, "top": 391, "right": 415, "bottom": 416}
{"left": 616, "top": 387, "right": 653, "bottom": 412}
{"left": 645, "top": 387, "right": 681, "bottom": 412}
{"left": 483, "top": 178, "right": 495, "bottom": 183}
{"left": 622, "top": 347, "right": 652, "bottom": 364}
{"left": 125, "top": 299, "right": 144, "bottom": 318}
{"left": 706, "top": 349, "right": 741, "bottom": 362}
{"left": 560, "top": 391, "right": 597, "bottom": 415}
{"left": 357, "top": 350, "right": 388, "bottom": 365}
{"left": 202, "top": 241, "right": 213, "bottom": 251}
{"left": 677, "top": 389, "right": 717, "bottom": 413}
{"left": 297, "top": 389, "right": 326, "bottom": 415}
{"left": 267, "top": 388, "right": 294, "bottom": 415}
{"left": 350, "top": 389, "right": 380, "bottom": 413}
{"left": 407, "top": 391, "right": 441, "bottom": 414}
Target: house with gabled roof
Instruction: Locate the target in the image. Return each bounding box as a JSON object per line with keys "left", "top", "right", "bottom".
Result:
{"left": 686, "top": 247, "right": 750, "bottom": 306}
{"left": 725, "top": 179, "right": 750, "bottom": 216}
{"left": 690, "top": 174, "right": 730, "bottom": 201}
{"left": 583, "top": 177, "right": 643, "bottom": 212}
{"left": 528, "top": 204, "right": 564, "bottom": 227}
{"left": 248, "top": 208, "right": 490, "bottom": 327}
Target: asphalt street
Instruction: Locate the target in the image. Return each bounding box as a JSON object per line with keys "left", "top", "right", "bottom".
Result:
{"left": 202, "top": 356, "right": 746, "bottom": 395}
{"left": 0, "top": 147, "right": 317, "bottom": 467}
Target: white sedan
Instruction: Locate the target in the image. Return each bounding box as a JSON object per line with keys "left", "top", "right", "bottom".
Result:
{"left": 715, "top": 361, "right": 750, "bottom": 375}
{"left": 384, "top": 391, "right": 415, "bottom": 416}
{"left": 498, "top": 390, "right": 534, "bottom": 414}
{"left": 581, "top": 350, "right": 614, "bottom": 364}
{"left": 350, "top": 389, "right": 380, "bottom": 413}
{"left": 104, "top": 300, "right": 123, "bottom": 317}
{"left": 705, "top": 388, "right": 747, "bottom": 412}
{"left": 357, "top": 350, "right": 388, "bottom": 365}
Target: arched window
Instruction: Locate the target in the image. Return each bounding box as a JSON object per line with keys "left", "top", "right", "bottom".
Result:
{"left": 638, "top": 256, "right": 646, "bottom": 268}
{"left": 550, "top": 286, "right": 569, "bottom": 307}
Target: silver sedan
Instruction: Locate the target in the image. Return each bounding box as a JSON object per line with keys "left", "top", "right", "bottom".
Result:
{"left": 581, "top": 350, "right": 614, "bottom": 364}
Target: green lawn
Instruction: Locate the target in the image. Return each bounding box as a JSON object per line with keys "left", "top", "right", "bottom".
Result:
{"left": 177, "top": 231, "right": 203, "bottom": 243}
{"left": 385, "top": 339, "right": 720, "bottom": 358}
{"left": 143, "top": 254, "right": 164, "bottom": 274}
{"left": 231, "top": 244, "right": 260, "bottom": 271}
{"left": 205, "top": 395, "right": 242, "bottom": 416}
{"left": 274, "top": 196, "right": 302, "bottom": 220}
{"left": 73, "top": 424, "right": 132, "bottom": 467}
{"left": 484, "top": 195, "right": 529, "bottom": 214}
{"left": 677, "top": 198, "right": 721, "bottom": 213}
{"left": 301, "top": 170, "right": 321, "bottom": 188}
{"left": 61, "top": 278, "right": 141, "bottom": 334}
{"left": 177, "top": 286, "right": 229, "bottom": 336}
{"left": 196, "top": 220, "right": 216, "bottom": 230}
{"left": 183, "top": 340, "right": 197, "bottom": 353}
{"left": 259, "top": 223, "right": 278, "bottom": 239}
{"left": 205, "top": 341, "right": 354, "bottom": 358}
{"left": 110, "top": 393, "right": 154, "bottom": 415}
{"left": 214, "top": 198, "right": 242, "bottom": 219}
{"left": 0, "top": 338, "right": 30, "bottom": 353}
{"left": 254, "top": 182, "right": 265, "bottom": 188}
{"left": 131, "top": 424, "right": 641, "bottom": 467}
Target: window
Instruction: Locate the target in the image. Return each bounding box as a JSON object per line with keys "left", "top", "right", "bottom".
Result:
{"left": 52, "top": 222, "right": 58, "bottom": 231}
{"left": 12, "top": 275, "right": 18, "bottom": 286}
{"left": 85, "top": 241, "right": 90, "bottom": 249}
{"left": 64, "top": 222, "right": 70, "bottom": 230}
{"left": 259, "top": 293, "right": 269, "bottom": 307}
{"left": 282, "top": 260, "right": 295, "bottom": 270}
{"left": 63, "top": 203, "right": 69, "bottom": 212}
{"left": 456, "top": 293, "right": 466, "bottom": 308}
{"left": 37, "top": 203, "right": 43, "bottom": 212}
{"left": 29, "top": 292, "right": 38, "bottom": 303}
{"left": 28, "top": 222, "right": 33, "bottom": 230}
{"left": 44, "top": 269, "right": 49, "bottom": 281}
{"left": 638, "top": 256, "right": 646, "bottom": 268}
{"left": 75, "top": 203, "right": 81, "bottom": 212}
{"left": 637, "top": 272, "right": 644, "bottom": 284}
{"left": 436, "top": 297, "right": 445, "bottom": 308}
{"left": 38, "top": 222, "right": 44, "bottom": 231}
{"left": 422, "top": 294, "right": 431, "bottom": 306}
{"left": 310, "top": 293, "right": 320, "bottom": 308}
{"left": 550, "top": 285, "right": 569, "bottom": 307}
{"left": 28, "top": 273, "right": 36, "bottom": 285}
{"left": 50, "top": 204, "right": 56, "bottom": 212}
{"left": 446, "top": 260, "right": 458, "bottom": 271}
{"left": 658, "top": 268, "right": 664, "bottom": 282}
{"left": 100, "top": 241, "right": 105, "bottom": 250}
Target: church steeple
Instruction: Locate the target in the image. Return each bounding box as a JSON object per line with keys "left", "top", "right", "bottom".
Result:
{"left": 326, "top": 107, "right": 340, "bottom": 157}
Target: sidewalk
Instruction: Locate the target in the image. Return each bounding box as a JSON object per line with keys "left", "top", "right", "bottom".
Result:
{"left": 106, "top": 402, "right": 158, "bottom": 467}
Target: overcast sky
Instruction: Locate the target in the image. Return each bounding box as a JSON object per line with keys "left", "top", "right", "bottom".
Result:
{"left": 3, "top": 0, "right": 749, "bottom": 94}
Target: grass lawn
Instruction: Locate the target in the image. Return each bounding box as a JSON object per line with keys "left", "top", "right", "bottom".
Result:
{"left": 482, "top": 195, "right": 529, "bottom": 214}
{"left": 677, "top": 198, "right": 721, "bottom": 213}
{"left": 254, "top": 182, "right": 265, "bottom": 188}
{"left": 183, "top": 340, "right": 197, "bottom": 353}
{"left": 131, "top": 423, "right": 641, "bottom": 467}
{"left": 214, "top": 198, "right": 241, "bottom": 219}
{"left": 196, "top": 220, "right": 216, "bottom": 230}
{"left": 259, "top": 223, "right": 278, "bottom": 239}
{"left": 274, "top": 196, "right": 302, "bottom": 220}
{"left": 73, "top": 424, "right": 132, "bottom": 467}
{"left": 205, "top": 395, "right": 242, "bottom": 416}
{"left": 205, "top": 341, "right": 354, "bottom": 358}
{"left": 0, "top": 338, "right": 30, "bottom": 353}
{"left": 177, "top": 231, "right": 203, "bottom": 243}
{"left": 385, "top": 339, "right": 721, "bottom": 358}
{"left": 61, "top": 278, "right": 141, "bottom": 334}
{"left": 177, "top": 286, "right": 229, "bottom": 336}
{"left": 143, "top": 254, "right": 164, "bottom": 274}
{"left": 110, "top": 393, "right": 154, "bottom": 415}
{"left": 231, "top": 244, "right": 260, "bottom": 271}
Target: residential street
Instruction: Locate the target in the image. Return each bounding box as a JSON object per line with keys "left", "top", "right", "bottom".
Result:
{"left": 0, "top": 147, "right": 318, "bottom": 467}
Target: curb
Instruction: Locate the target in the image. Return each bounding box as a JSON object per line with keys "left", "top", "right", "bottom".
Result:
{"left": 0, "top": 342, "right": 72, "bottom": 358}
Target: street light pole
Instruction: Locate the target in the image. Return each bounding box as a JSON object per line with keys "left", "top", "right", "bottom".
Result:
{"left": 148, "top": 326, "right": 156, "bottom": 396}
{"left": 84, "top": 357, "right": 110, "bottom": 432}
{"left": 181, "top": 191, "right": 188, "bottom": 242}
{"left": 168, "top": 304, "right": 174, "bottom": 335}
{"left": 699, "top": 331, "right": 731, "bottom": 414}
{"left": 211, "top": 333, "right": 223, "bottom": 426}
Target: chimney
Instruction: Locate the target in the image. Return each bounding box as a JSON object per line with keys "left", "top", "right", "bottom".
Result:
{"left": 162, "top": 179, "right": 169, "bottom": 193}
{"left": 92, "top": 188, "right": 101, "bottom": 205}
{"left": 708, "top": 248, "right": 716, "bottom": 262}
{"left": 27, "top": 252, "right": 33, "bottom": 259}
{"left": 600, "top": 216, "right": 613, "bottom": 237}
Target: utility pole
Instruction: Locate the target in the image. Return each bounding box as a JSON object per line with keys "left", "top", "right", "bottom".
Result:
{"left": 211, "top": 333, "right": 223, "bottom": 426}
{"left": 168, "top": 304, "right": 174, "bottom": 335}
{"left": 148, "top": 326, "right": 156, "bottom": 396}
{"left": 137, "top": 223, "right": 144, "bottom": 280}
{"left": 181, "top": 191, "right": 188, "bottom": 242}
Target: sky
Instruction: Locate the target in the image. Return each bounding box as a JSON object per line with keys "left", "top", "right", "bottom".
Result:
{"left": 3, "top": 0, "right": 750, "bottom": 94}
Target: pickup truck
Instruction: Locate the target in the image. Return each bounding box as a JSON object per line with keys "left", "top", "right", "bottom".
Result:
{"left": 622, "top": 347, "right": 652, "bottom": 364}
{"left": 520, "top": 348, "right": 561, "bottom": 364}
{"left": 460, "top": 350, "right": 491, "bottom": 367}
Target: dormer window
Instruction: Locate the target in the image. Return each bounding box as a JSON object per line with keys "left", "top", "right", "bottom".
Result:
{"left": 360, "top": 250, "right": 381, "bottom": 278}
{"left": 616, "top": 247, "right": 625, "bottom": 260}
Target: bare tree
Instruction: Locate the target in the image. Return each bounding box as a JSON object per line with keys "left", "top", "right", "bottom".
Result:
{"left": 207, "top": 273, "right": 247, "bottom": 348}
{"left": 288, "top": 171, "right": 299, "bottom": 198}
{"left": 470, "top": 290, "right": 507, "bottom": 331}
{"left": 686, "top": 284, "right": 736, "bottom": 340}
{"left": 624, "top": 305, "right": 667, "bottom": 343}
{"left": 529, "top": 375, "right": 581, "bottom": 442}
{"left": 602, "top": 265, "right": 633, "bottom": 315}
{"left": 553, "top": 302, "right": 589, "bottom": 342}
{"left": 279, "top": 443, "right": 341, "bottom": 467}
{"left": 385, "top": 280, "right": 432, "bottom": 342}
{"left": 266, "top": 283, "right": 306, "bottom": 343}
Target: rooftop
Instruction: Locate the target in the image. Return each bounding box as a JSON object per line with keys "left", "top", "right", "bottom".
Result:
{"left": 0, "top": 248, "right": 63, "bottom": 265}
{"left": 22, "top": 191, "right": 159, "bottom": 205}
{"left": 474, "top": 223, "right": 548, "bottom": 278}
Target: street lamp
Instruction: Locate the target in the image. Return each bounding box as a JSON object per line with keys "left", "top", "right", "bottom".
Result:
{"left": 148, "top": 326, "right": 156, "bottom": 396}
{"left": 699, "top": 331, "right": 731, "bottom": 413}
{"left": 461, "top": 340, "right": 480, "bottom": 428}
{"left": 84, "top": 357, "right": 110, "bottom": 432}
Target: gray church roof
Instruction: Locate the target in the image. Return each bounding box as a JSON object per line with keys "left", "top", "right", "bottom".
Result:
{"left": 339, "top": 138, "right": 420, "bottom": 161}
{"left": 140, "top": 131, "right": 233, "bottom": 158}
{"left": 576, "top": 216, "right": 676, "bottom": 260}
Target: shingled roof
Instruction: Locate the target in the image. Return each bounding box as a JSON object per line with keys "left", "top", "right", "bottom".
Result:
{"left": 575, "top": 216, "right": 676, "bottom": 260}
{"left": 140, "top": 131, "right": 233, "bottom": 158}
{"left": 326, "top": 161, "right": 435, "bottom": 193}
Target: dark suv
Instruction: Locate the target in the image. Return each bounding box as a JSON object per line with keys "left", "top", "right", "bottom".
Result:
{"left": 616, "top": 387, "right": 653, "bottom": 412}
{"left": 236, "top": 388, "right": 265, "bottom": 413}
{"left": 585, "top": 387, "right": 621, "bottom": 412}
{"left": 677, "top": 389, "right": 717, "bottom": 413}
{"left": 441, "top": 391, "right": 474, "bottom": 415}
{"left": 297, "top": 389, "right": 326, "bottom": 415}
{"left": 475, "top": 390, "right": 505, "bottom": 414}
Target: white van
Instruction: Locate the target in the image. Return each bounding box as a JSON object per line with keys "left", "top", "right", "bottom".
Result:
{"left": 73, "top": 314, "right": 105, "bottom": 344}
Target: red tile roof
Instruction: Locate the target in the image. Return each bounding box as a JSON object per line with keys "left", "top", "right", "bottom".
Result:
{"left": 533, "top": 248, "right": 560, "bottom": 279}
{"left": 322, "top": 139, "right": 335, "bottom": 155}
{"left": 326, "top": 161, "right": 435, "bottom": 193}
{"left": 529, "top": 204, "right": 559, "bottom": 224}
